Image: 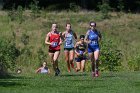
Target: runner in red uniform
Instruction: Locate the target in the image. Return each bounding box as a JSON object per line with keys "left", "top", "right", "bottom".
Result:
{"left": 45, "top": 23, "right": 63, "bottom": 76}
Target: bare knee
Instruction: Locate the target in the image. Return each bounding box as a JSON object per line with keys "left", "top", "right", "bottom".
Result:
{"left": 69, "top": 59, "right": 73, "bottom": 63}
{"left": 76, "top": 68, "right": 80, "bottom": 72}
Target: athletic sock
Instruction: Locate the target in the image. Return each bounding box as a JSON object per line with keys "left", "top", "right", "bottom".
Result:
{"left": 71, "top": 62, "right": 74, "bottom": 69}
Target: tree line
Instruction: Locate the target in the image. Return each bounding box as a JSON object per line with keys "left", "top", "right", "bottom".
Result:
{"left": 2, "top": 0, "right": 140, "bottom": 12}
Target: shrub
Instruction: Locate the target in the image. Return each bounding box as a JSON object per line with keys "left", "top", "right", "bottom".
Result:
{"left": 21, "top": 33, "right": 29, "bottom": 46}
{"left": 8, "top": 6, "right": 16, "bottom": 21}
{"left": 29, "top": 0, "right": 40, "bottom": 18}
{"left": 37, "top": 48, "right": 47, "bottom": 62}
{"left": 8, "top": 5, "right": 24, "bottom": 24}
{"left": 117, "top": 0, "right": 124, "bottom": 11}
{"left": 17, "top": 5, "right": 24, "bottom": 24}
{"left": 0, "top": 39, "right": 20, "bottom": 76}
{"left": 98, "top": 2, "right": 111, "bottom": 19}
{"left": 128, "top": 55, "right": 140, "bottom": 71}
{"left": 100, "top": 40, "right": 122, "bottom": 72}
{"left": 69, "top": 3, "right": 80, "bottom": 12}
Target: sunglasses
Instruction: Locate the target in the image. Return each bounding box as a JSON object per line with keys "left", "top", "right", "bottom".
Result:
{"left": 90, "top": 25, "right": 96, "bottom": 27}
{"left": 80, "top": 38, "right": 84, "bottom": 40}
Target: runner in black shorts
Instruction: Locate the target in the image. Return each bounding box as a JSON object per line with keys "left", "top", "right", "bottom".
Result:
{"left": 75, "top": 35, "right": 87, "bottom": 72}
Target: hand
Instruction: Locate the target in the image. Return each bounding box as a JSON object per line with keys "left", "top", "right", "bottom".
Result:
{"left": 58, "top": 42, "right": 62, "bottom": 45}
{"left": 77, "top": 53, "right": 81, "bottom": 56}
{"left": 79, "top": 51, "right": 84, "bottom": 55}
{"left": 78, "top": 53, "right": 83, "bottom": 57}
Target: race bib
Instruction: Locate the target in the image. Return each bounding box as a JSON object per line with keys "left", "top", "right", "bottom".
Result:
{"left": 51, "top": 42, "right": 58, "bottom": 47}
{"left": 66, "top": 39, "right": 72, "bottom": 46}
{"left": 90, "top": 41, "right": 98, "bottom": 45}
{"left": 79, "top": 50, "right": 84, "bottom": 55}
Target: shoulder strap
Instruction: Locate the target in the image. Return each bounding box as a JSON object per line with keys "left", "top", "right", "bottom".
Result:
{"left": 87, "top": 29, "right": 91, "bottom": 35}
{"left": 96, "top": 30, "right": 102, "bottom": 38}
{"left": 48, "top": 32, "right": 51, "bottom": 40}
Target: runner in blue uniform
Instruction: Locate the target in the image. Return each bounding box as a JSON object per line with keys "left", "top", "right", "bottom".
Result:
{"left": 84, "top": 22, "right": 102, "bottom": 77}
{"left": 62, "top": 23, "right": 77, "bottom": 72}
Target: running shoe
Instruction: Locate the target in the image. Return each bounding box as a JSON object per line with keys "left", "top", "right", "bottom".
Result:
{"left": 95, "top": 70, "right": 99, "bottom": 77}
{"left": 92, "top": 72, "right": 95, "bottom": 78}
{"left": 55, "top": 68, "right": 60, "bottom": 76}
{"left": 55, "top": 72, "right": 58, "bottom": 76}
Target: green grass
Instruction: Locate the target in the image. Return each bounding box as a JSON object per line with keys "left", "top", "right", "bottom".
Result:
{"left": 0, "top": 71, "right": 140, "bottom": 93}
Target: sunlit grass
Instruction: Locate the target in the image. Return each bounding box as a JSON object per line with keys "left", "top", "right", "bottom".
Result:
{"left": 0, "top": 71, "right": 140, "bottom": 93}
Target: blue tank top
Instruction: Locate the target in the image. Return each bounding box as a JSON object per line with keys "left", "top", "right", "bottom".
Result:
{"left": 88, "top": 30, "right": 99, "bottom": 46}
{"left": 64, "top": 31, "right": 74, "bottom": 48}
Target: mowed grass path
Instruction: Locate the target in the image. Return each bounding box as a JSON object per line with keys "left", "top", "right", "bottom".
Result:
{"left": 0, "top": 71, "right": 140, "bottom": 93}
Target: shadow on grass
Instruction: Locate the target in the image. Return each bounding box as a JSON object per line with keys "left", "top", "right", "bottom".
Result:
{"left": 101, "top": 75, "right": 117, "bottom": 78}
{"left": 60, "top": 73, "right": 88, "bottom": 77}
{"left": 134, "top": 81, "right": 140, "bottom": 87}
{"left": 0, "top": 74, "right": 32, "bottom": 79}
{"left": 0, "top": 74, "right": 32, "bottom": 87}
{"left": 100, "top": 72, "right": 120, "bottom": 78}
{"left": 0, "top": 81, "right": 27, "bottom": 87}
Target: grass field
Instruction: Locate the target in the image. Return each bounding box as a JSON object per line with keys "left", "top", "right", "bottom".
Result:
{"left": 0, "top": 71, "right": 140, "bottom": 93}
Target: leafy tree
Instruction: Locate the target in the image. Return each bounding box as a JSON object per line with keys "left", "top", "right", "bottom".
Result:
{"left": 2, "top": 0, "right": 140, "bottom": 12}
{"left": 98, "top": 1, "right": 111, "bottom": 19}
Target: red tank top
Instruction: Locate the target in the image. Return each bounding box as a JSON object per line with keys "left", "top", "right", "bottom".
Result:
{"left": 49, "top": 32, "right": 60, "bottom": 50}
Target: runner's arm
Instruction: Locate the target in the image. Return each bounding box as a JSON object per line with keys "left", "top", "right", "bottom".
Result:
{"left": 74, "top": 42, "right": 80, "bottom": 56}
{"left": 61, "top": 32, "right": 65, "bottom": 42}
{"left": 83, "top": 43, "right": 88, "bottom": 55}
{"left": 36, "top": 67, "right": 41, "bottom": 73}
{"left": 59, "top": 32, "right": 63, "bottom": 45}
{"left": 98, "top": 31, "right": 102, "bottom": 41}
{"left": 45, "top": 33, "right": 51, "bottom": 45}
{"left": 84, "top": 31, "right": 90, "bottom": 44}
{"left": 48, "top": 68, "right": 50, "bottom": 74}
{"left": 73, "top": 31, "right": 77, "bottom": 42}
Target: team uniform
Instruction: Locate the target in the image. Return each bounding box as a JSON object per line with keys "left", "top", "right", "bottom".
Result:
{"left": 48, "top": 32, "right": 61, "bottom": 53}
{"left": 75, "top": 42, "right": 87, "bottom": 62}
{"left": 48, "top": 32, "right": 61, "bottom": 75}
{"left": 64, "top": 31, "right": 75, "bottom": 51}
{"left": 87, "top": 29, "right": 101, "bottom": 53}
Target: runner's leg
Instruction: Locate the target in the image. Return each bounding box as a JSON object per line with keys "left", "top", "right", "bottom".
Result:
{"left": 94, "top": 50, "right": 100, "bottom": 77}
{"left": 64, "top": 50, "right": 70, "bottom": 72}
{"left": 49, "top": 52, "right": 55, "bottom": 71}
{"left": 81, "top": 60, "right": 86, "bottom": 72}
{"left": 53, "top": 51, "right": 60, "bottom": 75}
{"left": 69, "top": 49, "right": 75, "bottom": 70}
